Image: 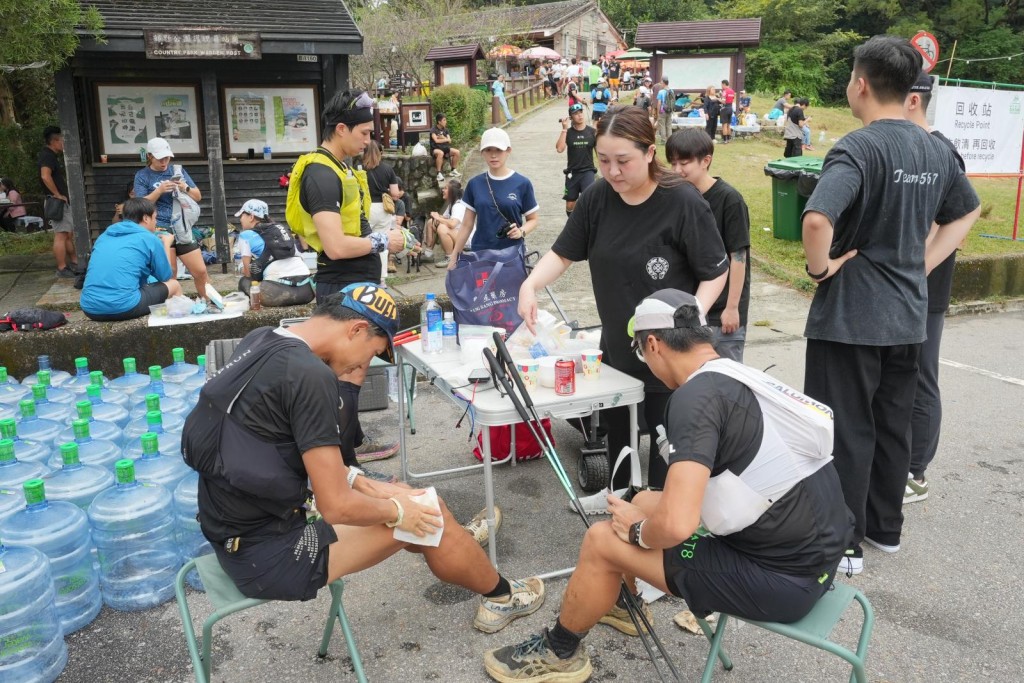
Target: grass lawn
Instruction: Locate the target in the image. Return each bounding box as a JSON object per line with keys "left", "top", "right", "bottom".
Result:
{"left": 0, "top": 230, "right": 54, "bottom": 257}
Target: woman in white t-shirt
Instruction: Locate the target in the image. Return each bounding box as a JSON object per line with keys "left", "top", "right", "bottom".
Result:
{"left": 424, "top": 179, "right": 466, "bottom": 267}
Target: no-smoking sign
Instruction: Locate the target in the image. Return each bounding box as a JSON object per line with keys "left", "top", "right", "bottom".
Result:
{"left": 912, "top": 31, "right": 940, "bottom": 72}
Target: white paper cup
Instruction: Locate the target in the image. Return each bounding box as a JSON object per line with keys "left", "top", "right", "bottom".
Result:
{"left": 538, "top": 357, "right": 557, "bottom": 388}
{"left": 580, "top": 348, "right": 603, "bottom": 380}
{"left": 516, "top": 359, "right": 540, "bottom": 388}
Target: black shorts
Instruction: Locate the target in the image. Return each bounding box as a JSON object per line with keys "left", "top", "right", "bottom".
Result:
{"left": 592, "top": 110, "right": 606, "bottom": 123}
{"left": 83, "top": 282, "right": 169, "bottom": 322}
{"left": 156, "top": 227, "right": 200, "bottom": 256}
{"left": 563, "top": 169, "right": 596, "bottom": 202}
{"left": 662, "top": 533, "right": 836, "bottom": 624}
{"left": 432, "top": 145, "right": 451, "bottom": 157}
{"left": 720, "top": 105, "right": 734, "bottom": 124}
{"left": 214, "top": 519, "right": 339, "bottom": 601}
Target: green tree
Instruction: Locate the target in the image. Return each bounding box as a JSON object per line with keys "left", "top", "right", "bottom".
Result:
{"left": 601, "top": 0, "right": 710, "bottom": 38}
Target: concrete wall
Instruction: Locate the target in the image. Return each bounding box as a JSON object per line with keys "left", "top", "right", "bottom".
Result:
{"left": 951, "top": 253, "right": 1024, "bottom": 302}
{"left": 555, "top": 11, "right": 622, "bottom": 60}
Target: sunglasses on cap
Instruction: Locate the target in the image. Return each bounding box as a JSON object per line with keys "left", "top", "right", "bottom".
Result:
{"left": 349, "top": 91, "right": 374, "bottom": 110}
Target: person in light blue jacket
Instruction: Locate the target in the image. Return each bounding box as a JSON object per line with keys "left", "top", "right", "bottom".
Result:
{"left": 80, "top": 198, "right": 182, "bottom": 321}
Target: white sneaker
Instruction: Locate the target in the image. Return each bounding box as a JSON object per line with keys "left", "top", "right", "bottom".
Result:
{"left": 838, "top": 550, "right": 863, "bottom": 575}
{"left": 449, "top": 169, "right": 462, "bottom": 177}
{"left": 863, "top": 537, "right": 900, "bottom": 554}
{"left": 570, "top": 487, "right": 627, "bottom": 515}
{"left": 421, "top": 248, "right": 434, "bottom": 260}
{"left": 473, "top": 577, "right": 545, "bottom": 633}
{"left": 436, "top": 172, "right": 445, "bottom": 183}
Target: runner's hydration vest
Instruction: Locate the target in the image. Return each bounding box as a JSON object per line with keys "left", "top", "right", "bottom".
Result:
{"left": 285, "top": 151, "right": 370, "bottom": 252}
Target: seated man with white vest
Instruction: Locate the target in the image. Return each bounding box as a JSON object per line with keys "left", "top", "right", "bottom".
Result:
{"left": 483, "top": 289, "right": 854, "bottom": 683}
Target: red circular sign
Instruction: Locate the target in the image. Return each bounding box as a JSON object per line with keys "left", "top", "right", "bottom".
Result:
{"left": 911, "top": 31, "right": 940, "bottom": 72}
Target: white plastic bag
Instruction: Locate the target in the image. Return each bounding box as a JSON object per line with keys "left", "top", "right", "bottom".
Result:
{"left": 506, "top": 310, "right": 572, "bottom": 358}
{"left": 411, "top": 142, "right": 428, "bottom": 157}
{"left": 165, "top": 295, "right": 194, "bottom": 318}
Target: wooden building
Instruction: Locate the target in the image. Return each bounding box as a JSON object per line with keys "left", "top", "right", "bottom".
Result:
{"left": 63, "top": 0, "right": 362, "bottom": 262}
{"left": 636, "top": 18, "right": 762, "bottom": 94}
{"left": 425, "top": 44, "right": 487, "bottom": 88}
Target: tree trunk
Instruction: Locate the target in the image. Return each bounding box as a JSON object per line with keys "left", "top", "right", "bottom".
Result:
{"left": 0, "top": 76, "right": 17, "bottom": 126}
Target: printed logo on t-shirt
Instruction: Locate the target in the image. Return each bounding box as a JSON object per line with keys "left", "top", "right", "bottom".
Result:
{"left": 507, "top": 192, "right": 518, "bottom": 202}
{"left": 646, "top": 256, "right": 669, "bottom": 280}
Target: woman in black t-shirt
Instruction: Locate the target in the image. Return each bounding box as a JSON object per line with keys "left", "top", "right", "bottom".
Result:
{"left": 518, "top": 105, "right": 729, "bottom": 501}
{"left": 362, "top": 141, "right": 402, "bottom": 278}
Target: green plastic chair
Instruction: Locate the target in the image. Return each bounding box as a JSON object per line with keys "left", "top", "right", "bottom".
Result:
{"left": 175, "top": 554, "right": 368, "bottom": 683}
{"left": 697, "top": 582, "right": 874, "bottom": 683}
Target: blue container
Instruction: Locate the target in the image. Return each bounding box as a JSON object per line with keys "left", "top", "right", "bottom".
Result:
{"left": 129, "top": 390, "right": 189, "bottom": 420}
{"left": 1, "top": 479, "right": 102, "bottom": 634}
{"left": 88, "top": 459, "right": 179, "bottom": 611}
{"left": 64, "top": 357, "right": 105, "bottom": 394}
{"left": 47, "top": 420, "right": 121, "bottom": 472}
{"left": 78, "top": 372, "right": 128, "bottom": 407}
{"left": 83, "top": 384, "right": 130, "bottom": 426}
{"left": 181, "top": 355, "right": 207, "bottom": 394}
{"left": 123, "top": 419, "right": 182, "bottom": 462}
{"left": 13, "top": 401, "right": 62, "bottom": 447}
{"left": 26, "top": 385, "right": 74, "bottom": 423}
{"left": 29, "top": 372, "right": 75, "bottom": 406}
{"left": 162, "top": 347, "right": 201, "bottom": 384}
{"left": 122, "top": 408, "right": 184, "bottom": 445}
{"left": 129, "top": 366, "right": 187, "bottom": 401}
{"left": 0, "top": 403, "right": 13, "bottom": 422}
{"left": 20, "top": 355, "right": 71, "bottom": 387}
{"left": 0, "top": 439, "right": 49, "bottom": 489}
{"left": 57, "top": 401, "right": 122, "bottom": 446}
{"left": 132, "top": 433, "right": 190, "bottom": 490}
{"left": 0, "top": 367, "right": 31, "bottom": 406}
{"left": 0, "top": 540, "right": 68, "bottom": 683}
{"left": 44, "top": 443, "right": 115, "bottom": 511}
{"left": 107, "top": 358, "right": 150, "bottom": 395}
{"left": 0, "top": 418, "right": 48, "bottom": 464}
{"left": 0, "top": 487, "right": 25, "bottom": 524}
{"left": 173, "top": 471, "right": 211, "bottom": 591}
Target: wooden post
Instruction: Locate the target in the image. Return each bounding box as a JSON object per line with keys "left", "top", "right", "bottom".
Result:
{"left": 54, "top": 67, "right": 93, "bottom": 262}
{"left": 492, "top": 96, "right": 500, "bottom": 124}
{"left": 201, "top": 72, "right": 231, "bottom": 266}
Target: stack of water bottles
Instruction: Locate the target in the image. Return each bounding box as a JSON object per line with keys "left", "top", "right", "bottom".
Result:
{"left": 0, "top": 350, "right": 212, "bottom": 681}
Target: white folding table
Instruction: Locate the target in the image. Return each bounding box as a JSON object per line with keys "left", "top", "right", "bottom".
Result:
{"left": 396, "top": 340, "right": 645, "bottom": 575}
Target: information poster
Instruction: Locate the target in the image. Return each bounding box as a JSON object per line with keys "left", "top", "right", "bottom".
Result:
{"left": 933, "top": 85, "right": 1024, "bottom": 174}
{"left": 97, "top": 84, "right": 202, "bottom": 157}
{"left": 223, "top": 86, "right": 318, "bottom": 156}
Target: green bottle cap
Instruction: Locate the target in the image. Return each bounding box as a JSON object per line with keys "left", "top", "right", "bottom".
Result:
{"left": 87, "top": 384, "right": 102, "bottom": 399}
{"left": 18, "top": 400, "right": 35, "bottom": 418}
{"left": 60, "top": 442, "right": 80, "bottom": 466}
{"left": 148, "top": 365, "right": 162, "bottom": 381}
{"left": 145, "top": 394, "right": 161, "bottom": 412}
{"left": 76, "top": 400, "right": 93, "bottom": 420}
{"left": 123, "top": 358, "right": 138, "bottom": 374}
{"left": 72, "top": 419, "right": 90, "bottom": 440}
{"left": 197, "top": 355, "right": 206, "bottom": 368}
{"left": 90, "top": 370, "right": 105, "bottom": 386}
{"left": 172, "top": 347, "right": 185, "bottom": 363}
{"left": 0, "top": 367, "right": 7, "bottom": 383}
{"left": 115, "top": 459, "right": 136, "bottom": 484}
{"left": 37, "top": 370, "right": 51, "bottom": 387}
{"left": 0, "top": 419, "right": 15, "bottom": 439}
{"left": 146, "top": 410, "right": 163, "bottom": 426}
{"left": 0, "top": 439, "right": 14, "bottom": 461}
{"left": 23, "top": 479, "right": 45, "bottom": 505}
{"left": 141, "top": 432, "right": 159, "bottom": 455}
{"left": 75, "top": 357, "right": 88, "bottom": 369}
{"left": 31, "top": 384, "right": 46, "bottom": 401}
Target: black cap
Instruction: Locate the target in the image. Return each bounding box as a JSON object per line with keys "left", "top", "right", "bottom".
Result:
{"left": 910, "top": 71, "right": 933, "bottom": 93}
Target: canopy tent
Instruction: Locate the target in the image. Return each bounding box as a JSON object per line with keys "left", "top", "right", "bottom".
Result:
{"left": 521, "top": 46, "right": 560, "bottom": 60}
{"left": 487, "top": 44, "right": 523, "bottom": 59}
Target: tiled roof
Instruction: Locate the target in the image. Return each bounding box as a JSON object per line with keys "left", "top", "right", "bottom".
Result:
{"left": 636, "top": 19, "right": 762, "bottom": 49}
{"left": 445, "top": 0, "right": 597, "bottom": 42}
{"left": 425, "top": 44, "right": 486, "bottom": 62}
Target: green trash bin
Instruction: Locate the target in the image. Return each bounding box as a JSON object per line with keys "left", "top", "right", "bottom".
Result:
{"left": 764, "top": 157, "right": 824, "bottom": 241}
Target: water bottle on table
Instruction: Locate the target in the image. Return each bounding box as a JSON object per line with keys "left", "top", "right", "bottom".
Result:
{"left": 421, "top": 293, "right": 443, "bottom": 353}
{"left": 442, "top": 312, "right": 458, "bottom": 352}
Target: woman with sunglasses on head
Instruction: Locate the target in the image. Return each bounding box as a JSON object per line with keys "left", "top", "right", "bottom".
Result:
{"left": 517, "top": 105, "right": 729, "bottom": 512}
{"left": 423, "top": 179, "right": 465, "bottom": 267}
{"left": 445, "top": 128, "right": 538, "bottom": 264}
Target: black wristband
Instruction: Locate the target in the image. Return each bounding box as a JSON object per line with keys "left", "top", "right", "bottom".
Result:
{"left": 805, "top": 263, "right": 829, "bottom": 280}
{"left": 629, "top": 520, "right": 644, "bottom": 547}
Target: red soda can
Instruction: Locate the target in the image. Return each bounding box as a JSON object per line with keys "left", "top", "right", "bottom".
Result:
{"left": 554, "top": 359, "right": 576, "bottom": 396}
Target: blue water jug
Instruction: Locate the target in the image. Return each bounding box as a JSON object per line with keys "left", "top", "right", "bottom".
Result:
{"left": 132, "top": 432, "right": 190, "bottom": 490}
{"left": 125, "top": 411, "right": 182, "bottom": 454}
{"left": 1, "top": 479, "right": 101, "bottom": 634}
{"left": 48, "top": 420, "right": 120, "bottom": 471}
{"left": 42, "top": 443, "right": 115, "bottom": 511}
{"left": 0, "top": 439, "right": 49, "bottom": 489}
{"left": 173, "top": 470, "right": 212, "bottom": 591}
{"left": 0, "top": 487, "right": 24, "bottom": 523}
{"left": 57, "top": 401, "right": 122, "bottom": 446}
{"left": 122, "top": 407, "right": 184, "bottom": 445}
{"left": 0, "top": 403, "right": 13, "bottom": 422}
{"left": 107, "top": 358, "right": 150, "bottom": 395}
{"left": 21, "top": 355, "right": 71, "bottom": 387}
{"left": 65, "top": 357, "right": 107, "bottom": 394}
{"left": 27, "top": 385, "right": 74, "bottom": 425}
{"left": 14, "top": 400, "right": 62, "bottom": 447}
{"left": 162, "top": 347, "right": 200, "bottom": 384}
{"left": 181, "top": 355, "right": 207, "bottom": 394}
{"left": 82, "top": 371, "right": 128, "bottom": 406}
{"left": 83, "top": 384, "right": 130, "bottom": 427}
{"left": 0, "top": 540, "right": 68, "bottom": 682}
{"left": 30, "top": 371, "right": 75, "bottom": 406}
{"left": 0, "top": 367, "right": 30, "bottom": 405}
{"left": 0, "top": 418, "right": 48, "bottom": 463}
{"left": 129, "top": 366, "right": 187, "bottom": 402}
{"left": 88, "top": 459, "right": 179, "bottom": 611}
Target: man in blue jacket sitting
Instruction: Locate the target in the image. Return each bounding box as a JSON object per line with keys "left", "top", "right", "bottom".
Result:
{"left": 81, "top": 197, "right": 182, "bottom": 321}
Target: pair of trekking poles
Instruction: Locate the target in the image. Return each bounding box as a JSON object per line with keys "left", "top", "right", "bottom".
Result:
{"left": 482, "top": 331, "right": 682, "bottom": 682}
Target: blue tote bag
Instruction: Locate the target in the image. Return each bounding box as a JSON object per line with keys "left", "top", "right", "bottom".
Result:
{"left": 445, "top": 244, "right": 528, "bottom": 337}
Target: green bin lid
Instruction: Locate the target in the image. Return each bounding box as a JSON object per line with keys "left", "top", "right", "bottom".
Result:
{"left": 765, "top": 156, "right": 824, "bottom": 172}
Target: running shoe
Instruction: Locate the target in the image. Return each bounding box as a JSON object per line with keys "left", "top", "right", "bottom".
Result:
{"left": 483, "top": 629, "right": 591, "bottom": 682}
{"left": 474, "top": 577, "right": 545, "bottom": 633}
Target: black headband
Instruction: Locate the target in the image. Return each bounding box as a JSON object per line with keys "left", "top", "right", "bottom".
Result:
{"left": 338, "top": 106, "right": 375, "bottom": 127}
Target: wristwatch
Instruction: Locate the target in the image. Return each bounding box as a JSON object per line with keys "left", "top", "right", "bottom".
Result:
{"left": 628, "top": 520, "right": 651, "bottom": 549}
{"left": 346, "top": 466, "right": 364, "bottom": 488}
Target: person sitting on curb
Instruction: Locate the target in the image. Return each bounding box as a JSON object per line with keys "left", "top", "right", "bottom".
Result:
{"left": 80, "top": 198, "right": 182, "bottom": 321}
{"left": 183, "top": 284, "right": 545, "bottom": 634}
{"left": 233, "top": 198, "right": 314, "bottom": 307}
{"left": 483, "top": 289, "right": 854, "bottom": 683}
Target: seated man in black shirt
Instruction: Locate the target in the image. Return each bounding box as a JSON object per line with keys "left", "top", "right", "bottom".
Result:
{"left": 484, "top": 289, "right": 854, "bottom": 683}
{"left": 183, "top": 283, "right": 544, "bottom": 634}
{"left": 430, "top": 113, "right": 462, "bottom": 183}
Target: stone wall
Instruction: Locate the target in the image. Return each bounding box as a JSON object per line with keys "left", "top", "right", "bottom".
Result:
{"left": 951, "top": 253, "right": 1024, "bottom": 301}
{"left": 383, "top": 152, "right": 446, "bottom": 218}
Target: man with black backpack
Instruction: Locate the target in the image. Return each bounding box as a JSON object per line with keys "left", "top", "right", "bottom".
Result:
{"left": 655, "top": 77, "right": 674, "bottom": 143}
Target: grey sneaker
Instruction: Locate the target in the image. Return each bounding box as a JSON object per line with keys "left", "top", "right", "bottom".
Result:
{"left": 483, "top": 629, "right": 592, "bottom": 682}
{"left": 474, "top": 577, "right": 545, "bottom": 634}
{"left": 55, "top": 267, "right": 76, "bottom": 278}
{"left": 904, "top": 477, "right": 929, "bottom": 504}
{"left": 598, "top": 599, "right": 653, "bottom": 636}
{"left": 355, "top": 439, "right": 399, "bottom": 463}
{"left": 361, "top": 467, "right": 397, "bottom": 484}
{"left": 463, "top": 506, "right": 502, "bottom": 545}
{"left": 435, "top": 255, "right": 450, "bottom": 267}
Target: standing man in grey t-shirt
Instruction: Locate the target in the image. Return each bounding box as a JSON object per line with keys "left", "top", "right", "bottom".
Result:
{"left": 800, "top": 36, "right": 981, "bottom": 576}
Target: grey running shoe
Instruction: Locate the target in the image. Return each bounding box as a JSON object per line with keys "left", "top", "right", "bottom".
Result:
{"left": 483, "top": 629, "right": 591, "bottom": 682}
{"left": 355, "top": 439, "right": 399, "bottom": 463}
{"left": 904, "top": 477, "right": 929, "bottom": 504}
{"left": 474, "top": 577, "right": 545, "bottom": 634}
{"left": 56, "top": 267, "right": 76, "bottom": 278}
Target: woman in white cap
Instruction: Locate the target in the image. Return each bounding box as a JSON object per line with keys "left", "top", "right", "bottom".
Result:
{"left": 446, "top": 128, "right": 538, "bottom": 262}
{"left": 133, "top": 137, "right": 210, "bottom": 300}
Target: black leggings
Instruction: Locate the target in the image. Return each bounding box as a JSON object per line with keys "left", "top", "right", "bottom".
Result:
{"left": 602, "top": 391, "right": 672, "bottom": 490}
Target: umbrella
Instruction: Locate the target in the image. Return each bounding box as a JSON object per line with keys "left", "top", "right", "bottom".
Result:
{"left": 603, "top": 49, "right": 627, "bottom": 60}
{"left": 487, "top": 44, "right": 522, "bottom": 59}
{"left": 620, "top": 47, "right": 652, "bottom": 60}
{"left": 521, "top": 46, "right": 560, "bottom": 60}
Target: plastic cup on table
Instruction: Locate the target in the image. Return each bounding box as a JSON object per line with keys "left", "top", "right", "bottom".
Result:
{"left": 516, "top": 360, "right": 540, "bottom": 389}
{"left": 580, "top": 349, "right": 603, "bottom": 380}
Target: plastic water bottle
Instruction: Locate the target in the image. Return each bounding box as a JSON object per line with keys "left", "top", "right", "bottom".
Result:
{"left": 0, "top": 367, "right": 30, "bottom": 405}
{"left": 0, "top": 439, "right": 49, "bottom": 489}
{"left": 131, "top": 365, "right": 187, "bottom": 400}
{"left": 123, "top": 407, "right": 184, "bottom": 445}
{"left": 84, "top": 371, "right": 127, "bottom": 406}
{"left": 0, "top": 539, "right": 68, "bottom": 683}
{"left": 42, "top": 443, "right": 115, "bottom": 511}
{"left": 819, "top": 130, "right": 826, "bottom": 143}
{"left": 48, "top": 420, "right": 120, "bottom": 471}
{"left": 56, "top": 401, "right": 122, "bottom": 446}
{"left": 162, "top": 347, "right": 200, "bottom": 384}
{"left": 0, "top": 487, "right": 25, "bottom": 524}
{"left": 174, "top": 471, "right": 213, "bottom": 591}
{"left": 442, "top": 312, "right": 458, "bottom": 353}
{"left": 14, "top": 400, "right": 62, "bottom": 446}
{"left": 31, "top": 372, "right": 75, "bottom": 407}
{"left": 88, "top": 459, "right": 179, "bottom": 611}
{"left": 107, "top": 358, "right": 150, "bottom": 394}
{"left": 0, "top": 418, "right": 48, "bottom": 464}
{"left": 130, "top": 388, "right": 188, "bottom": 421}
{"left": 25, "top": 385, "right": 74, "bottom": 427}
{"left": 131, "top": 433, "right": 190, "bottom": 490}
{"left": 65, "top": 357, "right": 102, "bottom": 393}
{"left": 421, "top": 293, "right": 443, "bottom": 353}
{"left": 84, "top": 384, "right": 130, "bottom": 427}
{"left": 181, "top": 355, "right": 206, "bottom": 394}
{"left": 1, "top": 479, "right": 102, "bottom": 634}
{"left": 0, "top": 403, "right": 12, "bottom": 422}
{"left": 21, "top": 355, "right": 71, "bottom": 387}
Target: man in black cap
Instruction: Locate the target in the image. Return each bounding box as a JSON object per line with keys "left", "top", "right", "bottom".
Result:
{"left": 555, "top": 103, "right": 597, "bottom": 217}
{"left": 482, "top": 289, "right": 853, "bottom": 683}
